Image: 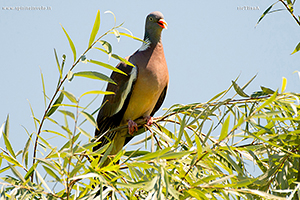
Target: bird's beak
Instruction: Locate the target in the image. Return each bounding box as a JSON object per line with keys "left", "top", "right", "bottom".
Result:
{"left": 158, "top": 19, "right": 168, "bottom": 29}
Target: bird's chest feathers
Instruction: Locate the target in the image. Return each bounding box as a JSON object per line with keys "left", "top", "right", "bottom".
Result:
{"left": 122, "top": 52, "right": 168, "bottom": 123}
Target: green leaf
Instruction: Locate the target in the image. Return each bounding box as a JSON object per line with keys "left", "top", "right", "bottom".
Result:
{"left": 261, "top": 86, "right": 275, "bottom": 94}
{"left": 195, "top": 135, "right": 202, "bottom": 159}
{"left": 119, "top": 32, "right": 144, "bottom": 43}
{"left": 8, "top": 164, "right": 25, "bottom": 183}
{"left": 219, "top": 115, "right": 230, "bottom": 141}
{"left": 70, "top": 163, "right": 84, "bottom": 177}
{"left": 80, "top": 111, "right": 97, "bottom": 128}
{"left": 74, "top": 71, "right": 116, "bottom": 85}
{"left": 232, "top": 114, "right": 245, "bottom": 131}
{"left": 111, "top": 54, "right": 135, "bottom": 67}
{"left": 3, "top": 133, "right": 16, "bottom": 159}
{"left": 232, "top": 80, "right": 249, "bottom": 97}
{"left": 4, "top": 114, "right": 9, "bottom": 137}
{"left": 54, "top": 48, "right": 62, "bottom": 79}
{"left": 159, "top": 151, "right": 192, "bottom": 160}
{"left": 46, "top": 91, "right": 64, "bottom": 117}
{"left": 2, "top": 154, "right": 21, "bottom": 167}
{"left": 35, "top": 170, "right": 53, "bottom": 193}
{"left": 60, "top": 24, "right": 76, "bottom": 63}
{"left": 61, "top": 90, "right": 77, "bottom": 104}
{"left": 22, "top": 134, "right": 31, "bottom": 168}
{"left": 43, "top": 129, "right": 67, "bottom": 138}
{"left": 256, "top": 2, "right": 278, "bottom": 27}
{"left": 80, "top": 90, "right": 114, "bottom": 98}
{"left": 291, "top": 42, "right": 300, "bottom": 55}
{"left": 43, "top": 165, "right": 60, "bottom": 182}
{"left": 98, "top": 141, "right": 113, "bottom": 167}
{"left": 58, "top": 110, "right": 75, "bottom": 120}
{"left": 281, "top": 77, "right": 287, "bottom": 93}
{"left": 40, "top": 68, "right": 47, "bottom": 108}
{"left": 174, "top": 114, "right": 186, "bottom": 147}
{"left": 77, "top": 127, "right": 92, "bottom": 139}
{"left": 88, "top": 59, "right": 127, "bottom": 75}
{"left": 88, "top": 10, "right": 100, "bottom": 47}
{"left": 24, "top": 162, "right": 38, "bottom": 180}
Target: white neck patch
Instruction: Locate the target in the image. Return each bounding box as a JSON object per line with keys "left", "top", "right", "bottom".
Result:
{"left": 138, "top": 38, "right": 151, "bottom": 52}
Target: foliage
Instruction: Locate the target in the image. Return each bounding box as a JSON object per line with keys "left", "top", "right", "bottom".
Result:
{"left": 256, "top": 0, "right": 300, "bottom": 55}
{"left": 1, "top": 9, "right": 300, "bottom": 200}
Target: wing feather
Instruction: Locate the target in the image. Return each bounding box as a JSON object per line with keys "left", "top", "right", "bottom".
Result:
{"left": 93, "top": 62, "right": 137, "bottom": 151}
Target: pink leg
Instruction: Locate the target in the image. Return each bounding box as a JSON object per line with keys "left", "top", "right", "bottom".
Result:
{"left": 144, "top": 116, "right": 156, "bottom": 126}
{"left": 127, "top": 119, "right": 138, "bottom": 135}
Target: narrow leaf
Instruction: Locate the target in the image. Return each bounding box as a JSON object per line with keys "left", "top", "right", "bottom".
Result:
{"left": 111, "top": 54, "right": 135, "bottom": 67}
{"left": 4, "top": 114, "right": 9, "bottom": 137}
{"left": 232, "top": 80, "right": 249, "bottom": 97}
{"left": 98, "top": 141, "right": 113, "bottom": 166}
{"left": 119, "top": 32, "right": 144, "bottom": 43}
{"left": 40, "top": 68, "right": 47, "bottom": 108}
{"left": 61, "top": 90, "right": 77, "bottom": 104}
{"left": 22, "top": 134, "right": 32, "bottom": 167}
{"left": 281, "top": 77, "right": 287, "bottom": 93}
{"left": 43, "top": 165, "right": 60, "bottom": 181}
{"left": 88, "top": 10, "right": 100, "bottom": 47}
{"left": 3, "top": 133, "right": 16, "bottom": 159}
{"left": 88, "top": 59, "right": 127, "bottom": 75}
{"left": 80, "top": 90, "right": 114, "bottom": 98}
{"left": 58, "top": 110, "right": 75, "bottom": 120}
{"left": 195, "top": 135, "right": 202, "bottom": 159}
{"left": 35, "top": 170, "right": 53, "bottom": 193}
{"left": 60, "top": 24, "right": 76, "bottom": 62}
{"left": 54, "top": 48, "right": 62, "bottom": 79}
{"left": 8, "top": 164, "right": 25, "bottom": 183}
{"left": 73, "top": 71, "right": 116, "bottom": 84}
{"left": 104, "top": 10, "right": 116, "bottom": 26}
{"left": 256, "top": 2, "right": 277, "bottom": 27}
{"left": 260, "top": 86, "right": 275, "bottom": 94}
{"left": 46, "top": 91, "right": 64, "bottom": 117}
{"left": 291, "top": 42, "right": 300, "bottom": 55}
{"left": 219, "top": 115, "right": 230, "bottom": 141}
{"left": 80, "top": 111, "right": 97, "bottom": 128}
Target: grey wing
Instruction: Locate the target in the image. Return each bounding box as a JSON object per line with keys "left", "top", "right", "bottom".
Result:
{"left": 93, "top": 62, "right": 137, "bottom": 151}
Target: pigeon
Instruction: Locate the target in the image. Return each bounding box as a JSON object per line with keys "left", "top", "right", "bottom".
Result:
{"left": 93, "top": 11, "right": 169, "bottom": 162}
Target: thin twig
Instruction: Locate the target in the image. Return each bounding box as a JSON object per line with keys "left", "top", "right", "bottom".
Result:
{"left": 279, "top": 0, "right": 300, "bottom": 26}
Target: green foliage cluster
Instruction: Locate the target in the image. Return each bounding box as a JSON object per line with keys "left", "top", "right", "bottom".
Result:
{"left": 1, "top": 5, "right": 300, "bottom": 200}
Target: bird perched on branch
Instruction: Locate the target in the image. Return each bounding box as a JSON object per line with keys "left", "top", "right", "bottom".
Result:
{"left": 93, "top": 11, "right": 169, "bottom": 163}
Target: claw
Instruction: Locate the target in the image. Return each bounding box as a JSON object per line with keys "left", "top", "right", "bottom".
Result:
{"left": 145, "top": 116, "right": 154, "bottom": 126}
{"left": 127, "top": 119, "right": 138, "bottom": 135}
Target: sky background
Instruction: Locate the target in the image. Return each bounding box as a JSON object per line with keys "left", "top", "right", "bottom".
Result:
{"left": 1, "top": 0, "right": 300, "bottom": 177}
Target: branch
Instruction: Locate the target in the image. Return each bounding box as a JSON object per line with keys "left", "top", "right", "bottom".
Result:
{"left": 279, "top": 0, "right": 300, "bottom": 26}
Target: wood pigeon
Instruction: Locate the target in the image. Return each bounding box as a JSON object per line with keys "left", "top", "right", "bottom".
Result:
{"left": 93, "top": 11, "right": 169, "bottom": 160}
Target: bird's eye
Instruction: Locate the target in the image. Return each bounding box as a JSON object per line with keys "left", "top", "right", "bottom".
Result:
{"left": 149, "top": 17, "right": 153, "bottom": 21}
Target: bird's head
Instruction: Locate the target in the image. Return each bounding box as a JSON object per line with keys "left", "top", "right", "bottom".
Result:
{"left": 144, "top": 11, "right": 167, "bottom": 43}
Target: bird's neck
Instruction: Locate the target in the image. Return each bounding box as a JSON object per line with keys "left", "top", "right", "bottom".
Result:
{"left": 139, "top": 32, "right": 162, "bottom": 52}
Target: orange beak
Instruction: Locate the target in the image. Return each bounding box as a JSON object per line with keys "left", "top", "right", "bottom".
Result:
{"left": 158, "top": 19, "right": 168, "bottom": 29}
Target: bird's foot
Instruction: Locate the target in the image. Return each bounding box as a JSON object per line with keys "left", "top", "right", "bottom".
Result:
{"left": 144, "top": 116, "right": 157, "bottom": 126}
{"left": 128, "top": 119, "right": 138, "bottom": 135}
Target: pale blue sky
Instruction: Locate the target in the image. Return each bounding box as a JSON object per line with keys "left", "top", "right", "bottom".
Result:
{"left": 1, "top": 0, "right": 300, "bottom": 164}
